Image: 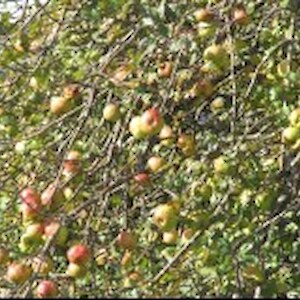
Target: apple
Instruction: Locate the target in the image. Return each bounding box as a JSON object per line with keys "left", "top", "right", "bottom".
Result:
{"left": 157, "top": 61, "right": 173, "bottom": 78}
{"left": 233, "top": 7, "right": 249, "bottom": 25}
{"left": 140, "top": 108, "right": 164, "bottom": 136}
{"left": 282, "top": 126, "right": 300, "bottom": 144}
{"left": 152, "top": 203, "right": 178, "bottom": 232}
{"left": 0, "top": 247, "right": 9, "bottom": 266}
{"left": 124, "top": 271, "right": 142, "bottom": 288}
{"left": 147, "top": 156, "right": 165, "bottom": 173}
{"left": 129, "top": 116, "right": 147, "bottom": 139}
{"left": 63, "top": 84, "right": 79, "bottom": 100}
{"left": 289, "top": 108, "right": 300, "bottom": 126}
{"left": 210, "top": 97, "right": 225, "bottom": 112}
{"left": 197, "top": 22, "right": 217, "bottom": 39}
{"left": 50, "top": 96, "right": 71, "bottom": 115}
{"left": 103, "top": 103, "right": 121, "bottom": 122}
{"left": 181, "top": 228, "right": 194, "bottom": 243}
{"left": 44, "top": 220, "right": 68, "bottom": 246}
{"left": 29, "top": 77, "right": 39, "bottom": 90}
{"left": 189, "top": 79, "right": 214, "bottom": 98}
{"left": 159, "top": 125, "right": 174, "bottom": 146}
{"left": 41, "top": 182, "right": 65, "bottom": 210}
{"left": 95, "top": 248, "right": 109, "bottom": 266}
{"left": 213, "top": 156, "right": 232, "bottom": 175}
{"left": 36, "top": 280, "right": 58, "bottom": 298}
{"left": 194, "top": 8, "right": 214, "bottom": 22}
{"left": 20, "top": 187, "right": 41, "bottom": 209}
{"left": 67, "top": 244, "right": 90, "bottom": 265}
{"left": 134, "top": 172, "right": 150, "bottom": 186}
{"left": 32, "top": 256, "right": 54, "bottom": 275}
{"left": 22, "top": 223, "right": 44, "bottom": 245}
{"left": 162, "top": 230, "right": 178, "bottom": 244}
{"left": 177, "top": 134, "right": 196, "bottom": 156}
{"left": 203, "top": 44, "right": 229, "bottom": 69}
{"left": 6, "top": 262, "right": 32, "bottom": 284}
{"left": 277, "top": 59, "right": 290, "bottom": 78}
{"left": 117, "top": 230, "right": 136, "bottom": 250}
{"left": 66, "top": 263, "right": 87, "bottom": 278}
{"left": 63, "top": 150, "right": 82, "bottom": 177}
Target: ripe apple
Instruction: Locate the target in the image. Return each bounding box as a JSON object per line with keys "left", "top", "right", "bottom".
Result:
{"left": 282, "top": 126, "right": 300, "bottom": 144}
{"left": 157, "top": 61, "right": 173, "bottom": 78}
{"left": 6, "top": 262, "right": 32, "bottom": 284}
{"left": 117, "top": 230, "right": 136, "bottom": 250}
{"left": 36, "top": 280, "right": 58, "bottom": 298}
{"left": 162, "top": 230, "right": 178, "bottom": 244}
{"left": 140, "top": 108, "right": 164, "bottom": 136}
{"left": 20, "top": 187, "right": 41, "bottom": 209}
{"left": 66, "top": 263, "right": 87, "bottom": 278}
{"left": 67, "top": 244, "right": 90, "bottom": 265}
{"left": 44, "top": 220, "right": 68, "bottom": 246}
{"left": 194, "top": 8, "right": 214, "bottom": 22}
{"left": 147, "top": 156, "right": 165, "bottom": 173}
{"left": 0, "top": 247, "right": 9, "bottom": 266}
{"left": 103, "top": 103, "right": 121, "bottom": 122}
{"left": 152, "top": 203, "right": 178, "bottom": 232}
{"left": 63, "top": 150, "right": 82, "bottom": 177}
{"left": 50, "top": 96, "right": 71, "bottom": 115}
{"left": 289, "top": 108, "right": 300, "bottom": 126}
{"left": 41, "top": 182, "right": 65, "bottom": 210}
{"left": 233, "top": 7, "right": 249, "bottom": 25}
{"left": 63, "top": 84, "right": 79, "bottom": 100}
{"left": 134, "top": 172, "right": 150, "bottom": 186}
{"left": 129, "top": 116, "right": 147, "bottom": 139}
{"left": 32, "top": 256, "right": 54, "bottom": 275}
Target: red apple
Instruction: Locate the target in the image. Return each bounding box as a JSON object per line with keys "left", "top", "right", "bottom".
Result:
{"left": 117, "top": 230, "right": 136, "bottom": 250}
{"left": 6, "top": 262, "right": 32, "bottom": 284}
{"left": 36, "top": 280, "right": 58, "bottom": 298}
{"left": 44, "top": 219, "right": 68, "bottom": 246}
{"left": 67, "top": 244, "right": 90, "bottom": 265}
{"left": 134, "top": 172, "right": 150, "bottom": 186}
{"left": 140, "top": 108, "right": 164, "bottom": 136}
{"left": 63, "top": 150, "right": 82, "bottom": 177}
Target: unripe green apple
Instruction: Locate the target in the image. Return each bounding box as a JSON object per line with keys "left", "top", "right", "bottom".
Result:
{"left": 152, "top": 203, "right": 178, "bottom": 232}
{"left": 162, "top": 229, "right": 178, "bottom": 244}
{"left": 66, "top": 263, "right": 87, "bottom": 278}
{"left": 6, "top": 262, "right": 32, "bottom": 284}
{"left": 50, "top": 96, "right": 71, "bottom": 115}
{"left": 159, "top": 125, "right": 174, "bottom": 146}
{"left": 203, "top": 44, "right": 229, "bottom": 69}
{"left": 210, "top": 97, "right": 225, "bottom": 112}
{"left": 22, "top": 223, "right": 44, "bottom": 246}
{"left": 289, "top": 108, "right": 300, "bottom": 126}
{"left": 213, "top": 156, "right": 232, "bottom": 175}
{"left": 282, "top": 126, "right": 300, "bottom": 144}
{"left": 129, "top": 116, "right": 146, "bottom": 139}
{"left": 147, "top": 156, "right": 165, "bottom": 173}
{"left": 197, "top": 22, "right": 217, "bottom": 39}
{"left": 177, "top": 134, "right": 196, "bottom": 156}
{"left": 103, "top": 103, "right": 121, "bottom": 122}
{"left": 277, "top": 60, "right": 290, "bottom": 78}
